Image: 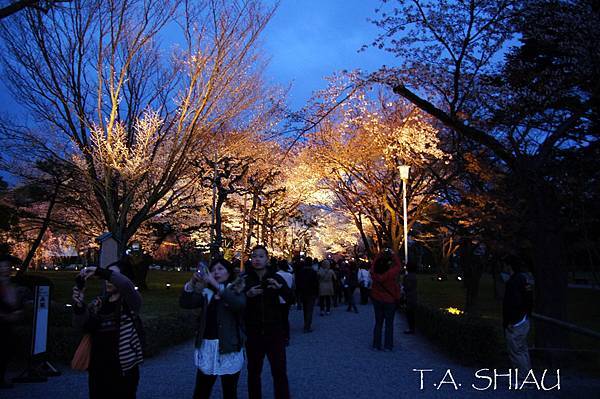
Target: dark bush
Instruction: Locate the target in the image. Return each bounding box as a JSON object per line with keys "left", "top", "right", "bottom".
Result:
{"left": 414, "top": 302, "right": 505, "bottom": 365}
{"left": 13, "top": 301, "right": 198, "bottom": 364}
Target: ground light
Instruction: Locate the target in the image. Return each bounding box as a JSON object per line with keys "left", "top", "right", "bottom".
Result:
{"left": 165, "top": 283, "right": 171, "bottom": 289}
{"left": 446, "top": 307, "right": 464, "bottom": 315}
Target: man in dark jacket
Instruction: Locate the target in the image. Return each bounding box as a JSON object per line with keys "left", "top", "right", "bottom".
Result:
{"left": 243, "top": 246, "right": 293, "bottom": 399}
{"left": 502, "top": 255, "right": 534, "bottom": 372}
{"left": 294, "top": 259, "right": 319, "bottom": 332}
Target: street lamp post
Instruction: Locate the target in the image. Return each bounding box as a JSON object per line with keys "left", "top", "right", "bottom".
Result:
{"left": 399, "top": 165, "right": 410, "bottom": 266}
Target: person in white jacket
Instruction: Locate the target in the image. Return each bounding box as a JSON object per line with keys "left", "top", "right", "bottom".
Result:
{"left": 357, "top": 264, "right": 372, "bottom": 305}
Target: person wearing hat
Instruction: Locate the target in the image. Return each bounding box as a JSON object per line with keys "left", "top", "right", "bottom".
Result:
{"left": 0, "top": 252, "right": 23, "bottom": 389}
{"left": 72, "top": 262, "right": 144, "bottom": 398}
{"left": 180, "top": 258, "right": 246, "bottom": 399}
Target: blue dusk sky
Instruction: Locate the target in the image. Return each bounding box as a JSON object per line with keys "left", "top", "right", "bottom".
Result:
{"left": 0, "top": 0, "right": 397, "bottom": 118}
{"left": 262, "top": 0, "right": 397, "bottom": 109}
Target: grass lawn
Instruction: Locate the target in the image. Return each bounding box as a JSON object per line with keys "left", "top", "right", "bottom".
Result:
{"left": 418, "top": 273, "right": 600, "bottom": 353}
{"left": 26, "top": 270, "right": 193, "bottom": 319}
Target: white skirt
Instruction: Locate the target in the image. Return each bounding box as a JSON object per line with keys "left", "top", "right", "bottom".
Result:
{"left": 194, "top": 339, "right": 245, "bottom": 375}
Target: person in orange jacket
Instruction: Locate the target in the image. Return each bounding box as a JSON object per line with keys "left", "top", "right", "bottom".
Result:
{"left": 369, "top": 249, "right": 403, "bottom": 351}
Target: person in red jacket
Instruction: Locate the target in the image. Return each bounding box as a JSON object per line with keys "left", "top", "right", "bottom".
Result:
{"left": 369, "top": 249, "right": 402, "bottom": 351}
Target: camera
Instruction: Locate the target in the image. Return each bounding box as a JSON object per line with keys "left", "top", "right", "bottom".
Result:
{"left": 260, "top": 280, "right": 269, "bottom": 290}
{"left": 75, "top": 274, "right": 86, "bottom": 290}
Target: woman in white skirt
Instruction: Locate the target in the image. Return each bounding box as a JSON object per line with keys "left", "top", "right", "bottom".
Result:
{"left": 180, "top": 258, "right": 246, "bottom": 399}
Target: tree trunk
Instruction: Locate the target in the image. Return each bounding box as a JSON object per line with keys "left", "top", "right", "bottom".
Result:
{"left": 19, "top": 182, "right": 60, "bottom": 276}
{"left": 212, "top": 195, "right": 226, "bottom": 259}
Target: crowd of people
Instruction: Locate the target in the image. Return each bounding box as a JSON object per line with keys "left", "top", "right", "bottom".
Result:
{"left": 65, "top": 247, "right": 419, "bottom": 399}
{"left": 0, "top": 244, "right": 535, "bottom": 399}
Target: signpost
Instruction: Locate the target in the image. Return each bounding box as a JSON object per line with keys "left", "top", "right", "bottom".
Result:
{"left": 96, "top": 232, "right": 119, "bottom": 269}
{"left": 13, "top": 284, "right": 60, "bottom": 383}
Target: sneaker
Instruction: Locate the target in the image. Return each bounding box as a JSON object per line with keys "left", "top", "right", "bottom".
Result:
{"left": 384, "top": 348, "right": 393, "bottom": 352}
{"left": 354, "top": 309, "right": 359, "bottom": 313}
{"left": 320, "top": 311, "right": 325, "bottom": 316}
{"left": 326, "top": 311, "right": 330, "bottom": 315}
{"left": 0, "top": 381, "right": 13, "bottom": 389}
{"left": 403, "top": 330, "right": 415, "bottom": 334}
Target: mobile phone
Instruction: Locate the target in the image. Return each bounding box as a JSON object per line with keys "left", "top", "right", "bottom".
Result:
{"left": 197, "top": 261, "right": 209, "bottom": 276}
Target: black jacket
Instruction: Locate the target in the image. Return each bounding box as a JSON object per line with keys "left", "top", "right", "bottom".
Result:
{"left": 295, "top": 266, "right": 319, "bottom": 298}
{"left": 502, "top": 272, "right": 533, "bottom": 328}
{"left": 243, "top": 268, "right": 293, "bottom": 335}
{"left": 179, "top": 278, "right": 246, "bottom": 354}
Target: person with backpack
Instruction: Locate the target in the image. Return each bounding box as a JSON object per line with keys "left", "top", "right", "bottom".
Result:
{"left": 369, "top": 250, "right": 402, "bottom": 351}
{"left": 72, "top": 262, "right": 144, "bottom": 399}
{"left": 295, "top": 258, "right": 319, "bottom": 333}
{"left": 179, "top": 258, "right": 246, "bottom": 399}
{"left": 341, "top": 261, "right": 359, "bottom": 313}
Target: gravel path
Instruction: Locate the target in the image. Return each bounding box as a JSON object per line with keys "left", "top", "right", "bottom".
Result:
{"left": 5, "top": 297, "right": 600, "bottom": 399}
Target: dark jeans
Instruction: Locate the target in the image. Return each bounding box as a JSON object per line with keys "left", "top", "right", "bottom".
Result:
{"left": 280, "top": 304, "right": 291, "bottom": 342}
{"left": 335, "top": 284, "right": 345, "bottom": 303}
{"left": 345, "top": 287, "right": 357, "bottom": 312}
{"left": 372, "top": 300, "right": 396, "bottom": 350}
{"left": 359, "top": 286, "right": 371, "bottom": 305}
{"left": 0, "top": 325, "right": 12, "bottom": 383}
{"left": 193, "top": 369, "right": 240, "bottom": 399}
{"left": 301, "top": 296, "right": 316, "bottom": 330}
{"left": 333, "top": 285, "right": 342, "bottom": 306}
{"left": 89, "top": 365, "right": 139, "bottom": 399}
{"left": 319, "top": 295, "right": 331, "bottom": 313}
{"left": 246, "top": 330, "right": 290, "bottom": 399}
{"left": 405, "top": 304, "right": 416, "bottom": 332}
{"left": 295, "top": 290, "right": 303, "bottom": 310}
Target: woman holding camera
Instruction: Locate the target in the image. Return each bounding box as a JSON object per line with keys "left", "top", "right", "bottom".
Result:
{"left": 370, "top": 250, "right": 402, "bottom": 351}
{"left": 179, "top": 258, "right": 246, "bottom": 399}
{"left": 72, "top": 262, "right": 144, "bottom": 399}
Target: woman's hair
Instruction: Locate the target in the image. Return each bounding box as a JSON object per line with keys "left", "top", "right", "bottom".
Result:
{"left": 373, "top": 253, "right": 393, "bottom": 275}
{"left": 210, "top": 258, "right": 236, "bottom": 283}
{"left": 251, "top": 245, "right": 269, "bottom": 257}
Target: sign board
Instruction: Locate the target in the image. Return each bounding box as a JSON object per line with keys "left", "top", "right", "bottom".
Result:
{"left": 32, "top": 285, "right": 50, "bottom": 356}
{"left": 97, "top": 232, "right": 119, "bottom": 269}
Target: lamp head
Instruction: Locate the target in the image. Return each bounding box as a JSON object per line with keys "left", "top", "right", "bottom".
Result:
{"left": 399, "top": 165, "right": 410, "bottom": 180}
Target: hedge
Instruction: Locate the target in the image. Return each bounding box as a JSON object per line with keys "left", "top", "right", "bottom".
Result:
{"left": 414, "top": 302, "right": 506, "bottom": 365}
{"left": 13, "top": 301, "right": 199, "bottom": 364}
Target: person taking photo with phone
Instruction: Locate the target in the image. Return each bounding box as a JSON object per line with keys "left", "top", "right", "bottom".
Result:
{"left": 71, "top": 262, "right": 144, "bottom": 399}
{"left": 179, "top": 258, "right": 246, "bottom": 399}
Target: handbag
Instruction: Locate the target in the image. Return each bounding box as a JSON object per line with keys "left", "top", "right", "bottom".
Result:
{"left": 71, "top": 334, "right": 92, "bottom": 371}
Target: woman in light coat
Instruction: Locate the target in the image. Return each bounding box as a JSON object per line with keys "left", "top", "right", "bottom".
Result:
{"left": 318, "top": 259, "right": 336, "bottom": 316}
